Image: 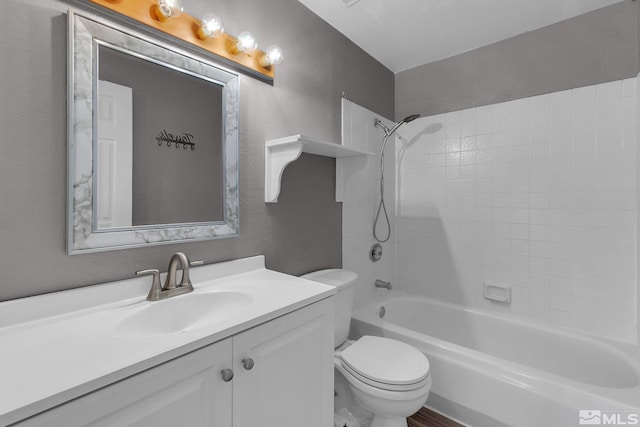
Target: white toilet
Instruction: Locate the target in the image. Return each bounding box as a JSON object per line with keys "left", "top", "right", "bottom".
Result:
{"left": 302, "top": 269, "right": 431, "bottom": 427}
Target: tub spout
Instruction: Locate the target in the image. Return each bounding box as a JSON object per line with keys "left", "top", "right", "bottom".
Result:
{"left": 375, "top": 279, "right": 392, "bottom": 290}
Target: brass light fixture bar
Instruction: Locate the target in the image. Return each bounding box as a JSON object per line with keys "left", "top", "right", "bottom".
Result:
{"left": 87, "top": 0, "right": 277, "bottom": 81}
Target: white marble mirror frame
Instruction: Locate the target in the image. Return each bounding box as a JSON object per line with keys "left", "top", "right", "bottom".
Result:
{"left": 68, "top": 11, "right": 239, "bottom": 254}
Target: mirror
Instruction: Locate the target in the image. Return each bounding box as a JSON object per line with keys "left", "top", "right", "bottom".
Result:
{"left": 68, "top": 12, "right": 239, "bottom": 253}
{"left": 96, "top": 45, "right": 224, "bottom": 228}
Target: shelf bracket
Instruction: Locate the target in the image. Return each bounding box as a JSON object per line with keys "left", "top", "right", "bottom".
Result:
{"left": 265, "top": 134, "right": 373, "bottom": 203}
{"left": 265, "top": 142, "right": 304, "bottom": 203}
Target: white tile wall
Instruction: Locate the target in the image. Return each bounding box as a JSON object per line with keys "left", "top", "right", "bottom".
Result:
{"left": 395, "top": 79, "right": 638, "bottom": 342}
{"left": 340, "top": 99, "right": 396, "bottom": 309}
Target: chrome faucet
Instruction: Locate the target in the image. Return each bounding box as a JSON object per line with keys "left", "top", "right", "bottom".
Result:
{"left": 136, "top": 252, "right": 204, "bottom": 301}
{"left": 374, "top": 279, "right": 392, "bottom": 290}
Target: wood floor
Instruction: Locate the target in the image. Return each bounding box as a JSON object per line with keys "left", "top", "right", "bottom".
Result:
{"left": 408, "top": 407, "right": 464, "bottom": 427}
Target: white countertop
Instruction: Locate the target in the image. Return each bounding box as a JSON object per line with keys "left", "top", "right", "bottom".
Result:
{"left": 0, "top": 256, "right": 335, "bottom": 426}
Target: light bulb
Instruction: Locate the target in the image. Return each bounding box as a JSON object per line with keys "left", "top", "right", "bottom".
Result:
{"left": 155, "top": 0, "right": 183, "bottom": 20}
{"left": 260, "top": 45, "right": 284, "bottom": 67}
{"left": 198, "top": 13, "right": 224, "bottom": 39}
{"left": 235, "top": 31, "right": 257, "bottom": 54}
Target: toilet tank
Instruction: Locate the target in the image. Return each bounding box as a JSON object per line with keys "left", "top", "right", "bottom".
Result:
{"left": 301, "top": 269, "right": 357, "bottom": 348}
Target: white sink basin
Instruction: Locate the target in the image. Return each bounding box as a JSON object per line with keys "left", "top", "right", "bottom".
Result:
{"left": 114, "top": 290, "right": 253, "bottom": 338}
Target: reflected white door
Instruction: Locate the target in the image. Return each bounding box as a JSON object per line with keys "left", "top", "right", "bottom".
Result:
{"left": 97, "top": 80, "right": 133, "bottom": 228}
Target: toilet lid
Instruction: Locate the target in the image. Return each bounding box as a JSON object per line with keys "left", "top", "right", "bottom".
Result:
{"left": 339, "top": 336, "right": 430, "bottom": 386}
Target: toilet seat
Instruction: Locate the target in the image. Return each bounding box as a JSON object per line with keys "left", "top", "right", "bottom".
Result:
{"left": 340, "top": 361, "right": 431, "bottom": 392}
{"left": 338, "top": 336, "right": 430, "bottom": 392}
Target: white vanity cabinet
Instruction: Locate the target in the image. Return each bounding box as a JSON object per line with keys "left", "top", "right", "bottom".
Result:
{"left": 233, "top": 298, "right": 334, "bottom": 426}
{"left": 15, "top": 299, "right": 333, "bottom": 427}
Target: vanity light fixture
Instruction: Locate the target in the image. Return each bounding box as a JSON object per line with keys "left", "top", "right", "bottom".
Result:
{"left": 197, "top": 13, "right": 224, "bottom": 39}
{"left": 152, "top": 0, "right": 183, "bottom": 22}
{"left": 86, "top": 0, "right": 282, "bottom": 82}
{"left": 230, "top": 31, "right": 258, "bottom": 55}
{"left": 260, "top": 45, "right": 285, "bottom": 67}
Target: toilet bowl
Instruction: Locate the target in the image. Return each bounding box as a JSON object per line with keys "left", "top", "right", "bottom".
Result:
{"left": 336, "top": 336, "right": 431, "bottom": 427}
{"left": 301, "top": 270, "right": 431, "bottom": 427}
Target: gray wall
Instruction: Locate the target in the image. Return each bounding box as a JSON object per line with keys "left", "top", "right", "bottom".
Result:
{"left": 0, "top": 0, "right": 394, "bottom": 301}
{"left": 396, "top": 0, "right": 639, "bottom": 119}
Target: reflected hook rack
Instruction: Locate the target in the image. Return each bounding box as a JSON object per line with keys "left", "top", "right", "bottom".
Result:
{"left": 156, "top": 130, "right": 196, "bottom": 150}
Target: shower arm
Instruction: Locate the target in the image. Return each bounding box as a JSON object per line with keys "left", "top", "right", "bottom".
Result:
{"left": 373, "top": 118, "right": 403, "bottom": 138}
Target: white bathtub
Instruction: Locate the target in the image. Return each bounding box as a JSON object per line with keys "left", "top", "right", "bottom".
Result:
{"left": 350, "top": 292, "right": 640, "bottom": 427}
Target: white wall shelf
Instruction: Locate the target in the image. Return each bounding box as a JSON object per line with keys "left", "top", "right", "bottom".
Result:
{"left": 265, "top": 134, "right": 373, "bottom": 203}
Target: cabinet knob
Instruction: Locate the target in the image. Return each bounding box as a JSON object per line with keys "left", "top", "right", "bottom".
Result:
{"left": 220, "top": 369, "right": 234, "bottom": 382}
{"left": 242, "top": 358, "right": 255, "bottom": 370}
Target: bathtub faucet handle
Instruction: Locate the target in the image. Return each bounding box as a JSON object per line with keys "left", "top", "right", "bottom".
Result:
{"left": 375, "top": 279, "right": 392, "bottom": 290}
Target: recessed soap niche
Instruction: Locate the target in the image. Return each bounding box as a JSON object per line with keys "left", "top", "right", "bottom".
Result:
{"left": 484, "top": 282, "right": 512, "bottom": 304}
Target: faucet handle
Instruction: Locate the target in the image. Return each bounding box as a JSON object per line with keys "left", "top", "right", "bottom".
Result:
{"left": 136, "top": 269, "right": 163, "bottom": 300}
{"left": 136, "top": 268, "right": 160, "bottom": 279}
{"left": 181, "top": 260, "right": 203, "bottom": 288}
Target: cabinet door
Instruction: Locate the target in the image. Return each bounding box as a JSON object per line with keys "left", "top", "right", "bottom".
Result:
{"left": 17, "top": 338, "right": 233, "bottom": 427}
{"left": 233, "top": 298, "right": 334, "bottom": 427}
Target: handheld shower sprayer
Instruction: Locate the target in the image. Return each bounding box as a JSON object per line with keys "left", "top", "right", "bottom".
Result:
{"left": 372, "top": 114, "right": 420, "bottom": 243}
{"left": 374, "top": 114, "right": 420, "bottom": 137}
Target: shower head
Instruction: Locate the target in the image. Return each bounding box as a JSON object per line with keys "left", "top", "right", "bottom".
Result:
{"left": 403, "top": 114, "right": 420, "bottom": 123}
{"left": 374, "top": 113, "right": 421, "bottom": 137}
